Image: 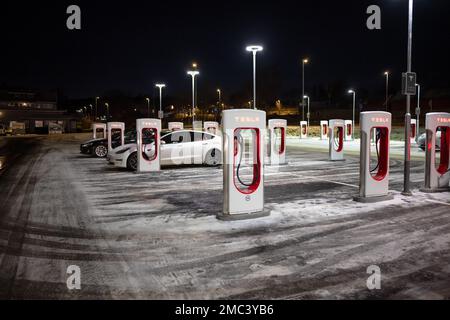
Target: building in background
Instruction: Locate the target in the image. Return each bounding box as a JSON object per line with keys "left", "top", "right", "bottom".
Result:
{"left": 0, "top": 87, "right": 80, "bottom": 134}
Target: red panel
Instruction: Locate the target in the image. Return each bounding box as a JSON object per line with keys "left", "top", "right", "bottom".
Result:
{"left": 371, "top": 127, "right": 389, "bottom": 181}
{"left": 437, "top": 127, "right": 450, "bottom": 175}
{"left": 233, "top": 128, "right": 262, "bottom": 195}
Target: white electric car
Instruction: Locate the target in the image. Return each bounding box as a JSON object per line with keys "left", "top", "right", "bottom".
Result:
{"left": 108, "top": 130, "right": 222, "bottom": 170}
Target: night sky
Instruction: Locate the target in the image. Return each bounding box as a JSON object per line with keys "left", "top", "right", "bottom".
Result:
{"left": 1, "top": 0, "right": 450, "bottom": 102}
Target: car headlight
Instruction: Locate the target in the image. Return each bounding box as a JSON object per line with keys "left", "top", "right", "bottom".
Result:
{"left": 116, "top": 147, "right": 130, "bottom": 154}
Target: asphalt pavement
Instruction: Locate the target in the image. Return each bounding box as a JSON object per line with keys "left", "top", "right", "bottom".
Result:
{"left": 0, "top": 134, "right": 449, "bottom": 299}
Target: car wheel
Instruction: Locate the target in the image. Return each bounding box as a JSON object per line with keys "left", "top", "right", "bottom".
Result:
{"left": 94, "top": 145, "right": 108, "bottom": 158}
{"left": 204, "top": 149, "right": 221, "bottom": 166}
{"left": 127, "top": 152, "right": 138, "bottom": 171}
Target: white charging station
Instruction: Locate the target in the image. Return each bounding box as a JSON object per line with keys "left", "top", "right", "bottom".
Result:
{"left": 300, "top": 121, "right": 308, "bottom": 139}
{"left": 168, "top": 122, "right": 184, "bottom": 131}
{"left": 136, "top": 119, "right": 161, "bottom": 173}
{"left": 320, "top": 121, "right": 328, "bottom": 140}
{"left": 193, "top": 121, "right": 203, "bottom": 131}
{"left": 268, "top": 119, "right": 287, "bottom": 166}
{"left": 329, "top": 119, "right": 345, "bottom": 161}
{"left": 345, "top": 120, "right": 353, "bottom": 141}
{"left": 354, "top": 111, "right": 393, "bottom": 203}
{"left": 420, "top": 112, "right": 450, "bottom": 193}
{"left": 107, "top": 122, "right": 125, "bottom": 154}
{"left": 204, "top": 121, "right": 220, "bottom": 135}
{"left": 219, "top": 109, "right": 269, "bottom": 221}
{"left": 92, "top": 123, "right": 106, "bottom": 139}
{"left": 410, "top": 119, "right": 417, "bottom": 144}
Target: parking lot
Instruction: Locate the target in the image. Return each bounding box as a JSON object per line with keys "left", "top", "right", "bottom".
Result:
{"left": 0, "top": 133, "right": 450, "bottom": 299}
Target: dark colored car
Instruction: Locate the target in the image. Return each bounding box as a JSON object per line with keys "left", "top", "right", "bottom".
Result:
{"left": 80, "top": 131, "right": 137, "bottom": 158}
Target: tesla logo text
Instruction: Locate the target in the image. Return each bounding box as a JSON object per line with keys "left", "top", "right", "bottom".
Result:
{"left": 437, "top": 118, "right": 450, "bottom": 123}
{"left": 366, "top": 5, "right": 381, "bottom": 30}
{"left": 234, "top": 117, "right": 260, "bottom": 123}
{"left": 371, "top": 117, "right": 389, "bottom": 124}
{"left": 66, "top": 265, "right": 81, "bottom": 290}
{"left": 366, "top": 265, "right": 381, "bottom": 290}
{"left": 66, "top": 5, "right": 81, "bottom": 30}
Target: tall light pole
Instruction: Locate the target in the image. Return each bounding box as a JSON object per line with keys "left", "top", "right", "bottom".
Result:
{"left": 155, "top": 84, "right": 166, "bottom": 120}
{"left": 384, "top": 71, "right": 390, "bottom": 111}
{"left": 145, "top": 97, "right": 150, "bottom": 118}
{"left": 303, "top": 95, "right": 310, "bottom": 129}
{"left": 217, "top": 89, "right": 221, "bottom": 104}
{"left": 415, "top": 83, "right": 421, "bottom": 143}
{"left": 104, "top": 102, "right": 109, "bottom": 120}
{"left": 348, "top": 90, "right": 356, "bottom": 140}
{"left": 246, "top": 45, "right": 263, "bottom": 110}
{"left": 187, "top": 70, "right": 199, "bottom": 126}
{"left": 403, "top": 0, "right": 414, "bottom": 196}
{"left": 95, "top": 97, "right": 99, "bottom": 120}
{"left": 302, "top": 58, "right": 309, "bottom": 121}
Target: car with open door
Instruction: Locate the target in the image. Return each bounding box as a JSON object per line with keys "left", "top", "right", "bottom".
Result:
{"left": 109, "top": 130, "right": 222, "bottom": 170}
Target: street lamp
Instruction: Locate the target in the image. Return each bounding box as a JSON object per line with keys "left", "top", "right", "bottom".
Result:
{"left": 403, "top": 0, "right": 414, "bottom": 196}
{"left": 105, "top": 102, "right": 109, "bottom": 120}
{"left": 145, "top": 97, "right": 150, "bottom": 118}
{"left": 155, "top": 84, "right": 166, "bottom": 120}
{"left": 384, "top": 71, "right": 389, "bottom": 111}
{"left": 95, "top": 97, "right": 99, "bottom": 120}
{"left": 217, "top": 89, "right": 221, "bottom": 103}
{"left": 83, "top": 106, "right": 87, "bottom": 117}
{"left": 246, "top": 45, "right": 263, "bottom": 110}
{"left": 303, "top": 95, "right": 310, "bottom": 129}
{"left": 302, "top": 58, "right": 309, "bottom": 121}
{"left": 187, "top": 70, "right": 199, "bottom": 126}
{"left": 348, "top": 90, "right": 356, "bottom": 140}
{"left": 415, "top": 83, "right": 421, "bottom": 143}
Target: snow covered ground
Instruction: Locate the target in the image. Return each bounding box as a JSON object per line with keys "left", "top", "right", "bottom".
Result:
{"left": 0, "top": 134, "right": 449, "bottom": 300}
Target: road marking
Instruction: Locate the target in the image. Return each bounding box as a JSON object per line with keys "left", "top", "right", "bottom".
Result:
{"left": 289, "top": 173, "right": 359, "bottom": 189}
{"left": 426, "top": 199, "right": 450, "bottom": 207}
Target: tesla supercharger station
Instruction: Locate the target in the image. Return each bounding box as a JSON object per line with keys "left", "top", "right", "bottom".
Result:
{"left": 345, "top": 120, "right": 353, "bottom": 141}
{"left": 204, "top": 121, "right": 219, "bottom": 135}
{"left": 354, "top": 111, "right": 393, "bottom": 203}
{"left": 193, "top": 121, "right": 203, "bottom": 131}
{"left": 93, "top": 123, "right": 106, "bottom": 139}
{"left": 136, "top": 119, "right": 161, "bottom": 173}
{"left": 410, "top": 119, "right": 417, "bottom": 144}
{"left": 107, "top": 122, "right": 125, "bottom": 154}
{"left": 219, "top": 109, "right": 269, "bottom": 221}
{"left": 421, "top": 112, "right": 450, "bottom": 193}
{"left": 300, "top": 121, "right": 308, "bottom": 139}
{"left": 320, "top": 121, "right": 328, "bottom": 140}
{"left": 268, "top": 119, "right": 287, "bottom": 166}
{"left": 329, "top": 119, "right": 345, "bottom": 161}
{"left": 168, "top": 122, "right": 184, "bottom": 131}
